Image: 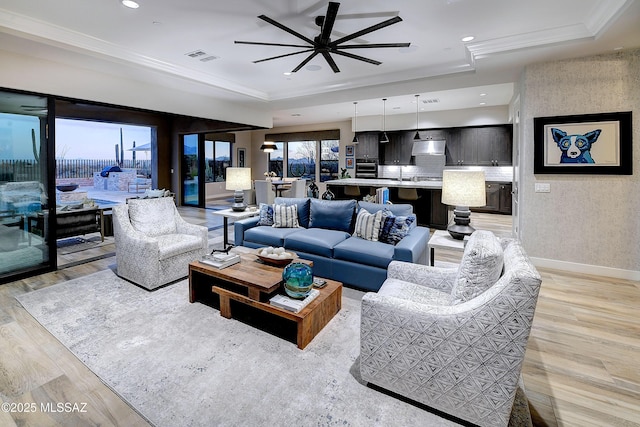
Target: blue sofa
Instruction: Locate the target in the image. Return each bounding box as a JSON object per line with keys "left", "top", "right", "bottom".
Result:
{"left": 234, "top": 197, "right": 430, "bottom": 292}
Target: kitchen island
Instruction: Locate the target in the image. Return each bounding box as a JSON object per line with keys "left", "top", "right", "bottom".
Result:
{"left": 325, "top": 178, "right": 451, "bottom": 230}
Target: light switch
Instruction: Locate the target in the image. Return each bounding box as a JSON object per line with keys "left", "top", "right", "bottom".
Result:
{"left": 535, "top": 182, "right": 550, "bottom": 193}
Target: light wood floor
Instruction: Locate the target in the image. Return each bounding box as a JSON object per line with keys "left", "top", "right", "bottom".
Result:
{"left": 0, "top": 210, "right": 638, "bottom": 426}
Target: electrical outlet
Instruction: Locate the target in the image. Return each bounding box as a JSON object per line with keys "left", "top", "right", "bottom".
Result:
{"left": 535, "top": 182, "right": 550, "bottom": 193}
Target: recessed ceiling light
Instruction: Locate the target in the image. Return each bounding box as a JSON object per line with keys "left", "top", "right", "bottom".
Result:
{"left": 461, "top": 36, "right": 475, "bottom": 42}
{"left": 283, "top": 72, "right": 292, "bottom": 76}
{"left": 479, "top": 93, "right": 487, "bottom": 97}
{"left": 122, "top": 0, "right": 139, "bottom": 9}
{"left": 479, "top": 102, "right": 486, "bottom": 105}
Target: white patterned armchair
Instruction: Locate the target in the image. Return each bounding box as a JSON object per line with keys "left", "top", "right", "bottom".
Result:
{"left": 360, "top": 231, "right": 541, "bottom": 427}
{"left": 113, "top": 197, "right": 208, "bottom": 290}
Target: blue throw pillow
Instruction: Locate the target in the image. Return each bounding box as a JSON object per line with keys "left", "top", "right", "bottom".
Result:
{"left": 379, "top": 211, "right": 417, "bottom": 245}
{"left": 309, "top": 199, "right": 356, "bottom": 232}
{"left": 274, "top": 197, "right": 311, "bottom": 228}
{"left": 257, "top": 203, "right": 274, "bottom": 226}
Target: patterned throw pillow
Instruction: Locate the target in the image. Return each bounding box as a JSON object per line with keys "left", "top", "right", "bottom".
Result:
{"left": 450, "top": 230, "right": 504, "bottom": 304}
{"left": 378, "top": 211, "right": 416, "bottom": 245}
{"left": 257, "top": 203, "right": 274, "bottom": 226}
{"left": 352, "top": 208, "right": 383, "bottom": 241}
{"left": 272, "top": 204, "right": 299, "bottom": 228}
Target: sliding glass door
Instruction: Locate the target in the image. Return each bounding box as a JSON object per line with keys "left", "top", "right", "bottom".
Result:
{"left": 182, "top": 134, "right": 201, "bottom": 206}
{"left": 0, "top": 90, "right": 53, "bottom": 282}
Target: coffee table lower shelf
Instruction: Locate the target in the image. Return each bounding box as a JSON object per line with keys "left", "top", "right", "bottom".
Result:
{"left": 189, "top": 259, "right": 342, "bottom": 350}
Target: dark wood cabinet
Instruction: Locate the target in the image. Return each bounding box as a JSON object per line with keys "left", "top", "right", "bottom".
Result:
{"left": 472, "top": 181, "right": 512, "bottom": 214}
{"left": 355, "top": 132, "right": 379, "bottom": 160}
{"left": 446, "top": 125, "right": 512, "bottom": 166}
{"left": 381, "top": 131, "right": 414, "bottom": 165}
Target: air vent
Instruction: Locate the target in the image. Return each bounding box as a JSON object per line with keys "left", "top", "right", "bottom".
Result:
{"left": 185, "top": 50, "right": 207, "bottom": 58}
{"left": 199, "top": 56, "right": 219, "bottom": 62}
{"left": 422, "top": 98, "right": 440, "bottom": 104}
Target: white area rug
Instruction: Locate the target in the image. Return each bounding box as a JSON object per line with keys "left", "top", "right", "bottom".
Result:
{"left": 16, "top": 269, "right": 463, "bottom": 427}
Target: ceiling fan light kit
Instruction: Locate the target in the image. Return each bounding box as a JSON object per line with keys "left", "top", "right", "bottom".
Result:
{"left": 235, "top": 2, "right": 410, "bottom": 73}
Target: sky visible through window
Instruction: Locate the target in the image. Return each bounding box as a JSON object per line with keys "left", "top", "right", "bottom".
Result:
{"left": 55, "top": 119, "right": 152, "bottom": 160}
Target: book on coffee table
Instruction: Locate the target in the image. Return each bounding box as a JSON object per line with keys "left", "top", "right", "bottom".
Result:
{"left": 200, "top": 253, "right": 241, "bottom": 269}
{"left": 269, "top": 289, "right": 320, "bottom": 313}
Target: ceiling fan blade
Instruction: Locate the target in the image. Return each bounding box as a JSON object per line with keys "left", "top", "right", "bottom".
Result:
{"left": 253, "top": 49, "right": 315, "bottom": 64}
{"left": 338, "top": 43, "right": 411, "bottom": 49}
{"left": 321, "top": 51, "right": 340, "bottom": 73}
{"left": 318, "top": 2, "right": 340, "bottom": 45}
{"left": 292, "top": 51, "right": 320, "bottom": 72}
{"left": 331, "top": 49, "right": 381, "bottom": 66}
{"left": 235, "top": 40, "right": 311, "bottom": 48}
{"left": 331, "top": 16, "right": 403, "bottom": 46}
{"left": 258, "top": 15, "right": 315, "bottom": 46}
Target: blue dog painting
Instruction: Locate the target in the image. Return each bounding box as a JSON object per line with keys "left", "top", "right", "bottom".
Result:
{"left": 551, "top": 128, "right": 602, "bottom": 163}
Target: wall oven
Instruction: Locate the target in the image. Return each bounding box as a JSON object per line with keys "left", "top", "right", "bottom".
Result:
{"left": 355, "top": 160, "right": 377, "bottom": 179}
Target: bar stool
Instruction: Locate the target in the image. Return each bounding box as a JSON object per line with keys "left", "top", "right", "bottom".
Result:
{"left": 344, "top": 186, "right": 360, "bottom": 198}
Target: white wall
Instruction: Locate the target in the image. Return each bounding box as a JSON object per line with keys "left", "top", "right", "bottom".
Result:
{"left": 520, "top": 48, "right": 640, "bottom": 279}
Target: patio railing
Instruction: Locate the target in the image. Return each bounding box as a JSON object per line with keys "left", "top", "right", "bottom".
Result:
{"left": 0, "top": 159, "right": 151, "bottom": 182}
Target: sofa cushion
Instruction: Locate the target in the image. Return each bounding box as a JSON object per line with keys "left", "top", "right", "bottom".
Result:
{"left": 352, "top": 208, "right": 383, "bottom": 241}
{"left": 450, "top": 230, "right": 504, "bottom": 304}
{"left": 257, "top": 203, "right": 274, "bottom": 226}
{"left": 379, "top": 212, "right": 417, "bottom": 245}
{"left": 379, "top": 278, "right": 452, "bottom": 306}
{"left": 244, "top": 226, "right": 301, "bottom": 247}
{"left": 309, "top": 199, "right": 356, "bottom": 232}
{"left": 128, "top": 198, "right": 177, "bottom": 237}
{"left": 358, "top": 201, "right": 413, "bottom": 216}
{"left": 333, "top": 237, "right": 395, "bottom": 269}
{"left": 285, "top": 228, "right": 350, "bottom": 258}
{"left": 274, "top": 197, "right": 311, "bottom": 228}
{"left": 273, "top": 204, "right": 299, "bottom": 228}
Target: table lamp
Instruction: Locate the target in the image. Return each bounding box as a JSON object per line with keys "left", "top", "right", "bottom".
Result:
{"left": 441, "top": 170, "right": 486, "bottom": 239}
{"left": 226, "top": 167, "right": 252, "bottom": 211}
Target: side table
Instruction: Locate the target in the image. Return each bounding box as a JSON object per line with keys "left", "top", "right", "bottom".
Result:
{"left": 211, "top": 208, "right": 259, "bottom": 248}
{"left": 427, "top": 229, "right": 468, "bottom": 266}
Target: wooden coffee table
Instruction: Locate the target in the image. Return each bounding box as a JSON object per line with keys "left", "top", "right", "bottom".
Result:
{"left": 189, "top": 248, "right": 342, "bottom": 349}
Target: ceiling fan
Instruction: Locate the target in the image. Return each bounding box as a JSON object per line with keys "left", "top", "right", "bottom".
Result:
{"left": 234, "top": 2, "right": 410, "bottom": 73}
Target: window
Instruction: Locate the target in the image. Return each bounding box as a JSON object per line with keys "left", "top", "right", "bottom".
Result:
{"left": 268, "top": 142, "right": 284, "bottom": 177}
{"left": 205, "top": 140, "right": 231, "bottom": 182}
{"left": 265, "top": 130, "right": 339, "bottom": 182}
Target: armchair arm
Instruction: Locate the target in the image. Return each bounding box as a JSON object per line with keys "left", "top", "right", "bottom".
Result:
{"left": 174, "top": 211, "right": 208, "bottom": 253}
{"left": 393, "top": 225, "right": 429, "bottom": 264}
{"left": 387, "top": 260, "right": 457, "bottom": 293}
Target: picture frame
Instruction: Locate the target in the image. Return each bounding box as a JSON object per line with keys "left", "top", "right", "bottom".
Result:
{"left": 237, "top": 148, "right": 246, "bottom": 168}
{"left": 346, "top": 145, "right": 354, "bottom": 156}
{"left": 346, "top": 157, "right": 354, "bottom": 168}
{"left": 534, "top": 111, "right": 632, "bottom": 174}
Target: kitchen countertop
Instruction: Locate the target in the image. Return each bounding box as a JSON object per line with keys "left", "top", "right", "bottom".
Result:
{"left": 325, "top": 178, "right": 443, "bottom": 189}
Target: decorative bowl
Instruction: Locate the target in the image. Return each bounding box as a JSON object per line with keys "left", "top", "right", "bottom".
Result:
{"left": 56, "top": 184, "right": 78, "bottom": 192}
{"left": 256, "top": 250, "right": 298, "bottom": 266}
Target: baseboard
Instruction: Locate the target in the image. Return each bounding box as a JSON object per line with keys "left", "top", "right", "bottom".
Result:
{"left": 530, "top": 257, "right": 640, "bottom": 281}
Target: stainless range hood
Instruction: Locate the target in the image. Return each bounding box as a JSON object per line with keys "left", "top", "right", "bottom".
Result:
{"left": 412, "top": 139, "right": 446, "bottom": 156}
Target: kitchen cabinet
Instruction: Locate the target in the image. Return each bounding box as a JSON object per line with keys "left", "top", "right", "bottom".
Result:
{"left": 446, "top": 125, "right": 512, "bottom": 166}
{"left": 472, "top": 182, "right": 512, "bottom": 214}
{"left": 380, "top": 131, "right": 414, "bottom": 165}
{"left": 355, "top": 131, "right": 379, "bottom": 160}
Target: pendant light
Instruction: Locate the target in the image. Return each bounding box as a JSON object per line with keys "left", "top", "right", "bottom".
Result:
{"left": 414, "top": 94, "right": 421, "bottom": 140}
{"left": 352, "top": 102, "right": 359, "bottom": 144}
{"left": 380, "top": 98, "right": 389, "bottom": 143}
{"left": 260, "top": 141, "right": 276, "bottom": 152}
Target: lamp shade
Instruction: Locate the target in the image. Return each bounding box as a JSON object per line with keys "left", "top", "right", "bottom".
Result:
{"left": 441, "top": 170, "right": 486, "bottom": 207}
{"left": 260, "top": 141, "right": 277, "bottom": 152}
{"left": 225, "top": 167, "right": 252, "bottom": 191}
